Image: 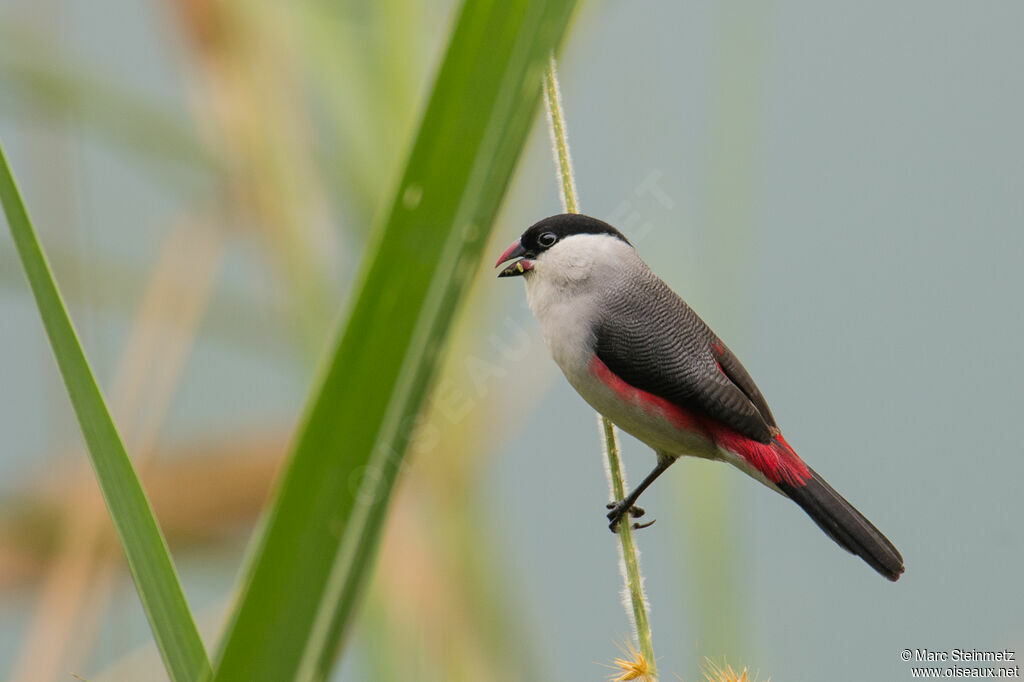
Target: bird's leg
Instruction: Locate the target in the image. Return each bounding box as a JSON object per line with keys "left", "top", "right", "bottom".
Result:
{"left": 606, "top": 453, "right": 677, "bottom": 532}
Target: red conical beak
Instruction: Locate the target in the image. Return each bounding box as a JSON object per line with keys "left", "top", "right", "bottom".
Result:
{"left": 494, "top": 239, "right": 533, "bottom": 277}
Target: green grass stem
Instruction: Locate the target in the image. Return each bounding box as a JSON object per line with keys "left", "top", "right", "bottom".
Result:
{"left": 543, "top": 57, "right": 658, "bottom": 680}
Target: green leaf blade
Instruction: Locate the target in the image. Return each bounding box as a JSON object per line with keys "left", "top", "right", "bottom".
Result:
{"left": 0, "top": 143, "right": 211, "bottom": 682}
{"left": 211, "top": 0, "right": 578, "bottom": 680}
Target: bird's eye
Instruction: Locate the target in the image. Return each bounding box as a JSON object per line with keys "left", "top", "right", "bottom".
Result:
{"left": 537, "top": 232, "right": 558, "bottom": 248}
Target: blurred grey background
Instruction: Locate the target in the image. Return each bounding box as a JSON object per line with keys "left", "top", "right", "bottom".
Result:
{"left": 1, "top": 0, "right": 1021, "bottom": 680}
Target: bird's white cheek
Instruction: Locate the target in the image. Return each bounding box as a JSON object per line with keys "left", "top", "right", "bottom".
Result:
{"left": 545, "top": 250, "right": 591, "bottom": 281}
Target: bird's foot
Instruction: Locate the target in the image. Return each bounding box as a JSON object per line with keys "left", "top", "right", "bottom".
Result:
{"left": 606, "top": 500, "right": 646, "bottom": 518}
{"left": 606, "top": 501, "right": 655, "bottom": 532}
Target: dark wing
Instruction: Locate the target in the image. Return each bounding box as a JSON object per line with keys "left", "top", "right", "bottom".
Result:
{"left": 594, "top": 270, "right": 777, "bottom": 443}
{"left": 709, "top": 337, "right": 778, "bottom": 431}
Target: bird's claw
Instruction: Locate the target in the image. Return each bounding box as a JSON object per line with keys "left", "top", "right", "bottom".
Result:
{"left": 606, "top": 500, "right": 654, "bottom": 532}
{"left": 605, "top": 501, "right": 646, "bottom": 518}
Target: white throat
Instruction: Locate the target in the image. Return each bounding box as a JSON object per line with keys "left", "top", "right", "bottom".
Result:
{"left": 522, "top": 233, "right": 637, "bottom": 369}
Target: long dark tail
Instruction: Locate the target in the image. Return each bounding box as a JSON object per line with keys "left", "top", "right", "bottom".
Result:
{"left": 777, "top": 466, "right": 905, "bottom": 581}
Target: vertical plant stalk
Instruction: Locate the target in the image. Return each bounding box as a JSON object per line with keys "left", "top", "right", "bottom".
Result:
{"left": 543, "top": 56, "right": 658, "bottom": 680}
{"left": 543, "top": 58, "right": 578, "bottom": 215}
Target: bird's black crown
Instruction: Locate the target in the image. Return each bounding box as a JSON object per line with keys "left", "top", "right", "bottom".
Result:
{"left": 518, "top": 214, "right": 631, "bottom": 257}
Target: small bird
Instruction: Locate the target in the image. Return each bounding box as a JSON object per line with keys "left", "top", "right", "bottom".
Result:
{"left": 495, "top": 213, "right": 904, "bottom": 581}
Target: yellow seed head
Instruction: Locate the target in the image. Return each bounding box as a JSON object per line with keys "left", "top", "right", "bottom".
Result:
{"left": 609, "top": 641, "right": 654, "bottom": 681}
